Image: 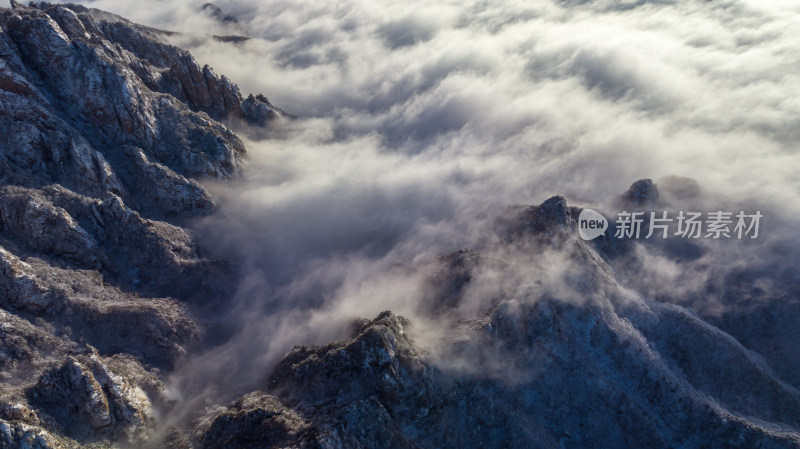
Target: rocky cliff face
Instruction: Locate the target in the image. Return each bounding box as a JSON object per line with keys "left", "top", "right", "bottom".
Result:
{"left": 1, "top": 3, "right": 800, "bottom": 449}
{"left": 0, "top": 2, "right": 281, "bottom": 447}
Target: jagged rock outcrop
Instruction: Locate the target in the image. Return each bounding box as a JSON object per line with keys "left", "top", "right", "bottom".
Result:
{"left": 0, "top": 2, "right": 282, "bottom": 447}
{"left": 200, "top": 4, "right": 239, "bottom": 26}
{"left": 192, "top": 393, "right": 323, "bottom": 449}
{"left": 494, "top": 195, "right": 582, "bottom": 245}
{"left": 422, "top": 249, "right": 482, "bottom": 313}
{"left": 27, "top": 351, "right": 166, "bottom": 444}
{"left": 119, "top": 145, "right": 215, "bottom": 217}
{"left": 0, "top": 418, "right": 66, "bottom": 449}
{"left": 1, "top": 350, "right": 171, "bottom": 448}
{"left": 623, "top": 178, "right": 660, "bottom": 207}
{"left": 178, "top": 194, "right": 800, "bottom": 449}
{"left": 0, "top": 186, "right": 101, "bottom": 269}
{"left": 0, "top": 246, "right": 63, "bottom": 315}
{"left": 270, "top": 312, "right": 428, "bottom": 408}
{"left": 0, "top": 1, "right": 283, "bottom": 215}
{"left": 192, "top": 304, "right": 800, "bottom": 448}
{"left": 0, "top": 184, "right": 215, "bottom": 297}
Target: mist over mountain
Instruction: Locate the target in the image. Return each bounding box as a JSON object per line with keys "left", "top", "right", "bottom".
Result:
{"left": 1, "top": 1, "right": 799, "bottom": 448}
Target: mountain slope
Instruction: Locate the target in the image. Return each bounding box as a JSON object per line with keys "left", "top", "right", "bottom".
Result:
{"left": 0, "top": 2, "right": 280, "bottom": 447}
{"left": 190, "top": 196, "right": 800, "bottom": 449}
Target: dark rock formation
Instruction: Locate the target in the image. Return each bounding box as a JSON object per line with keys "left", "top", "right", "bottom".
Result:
{"left": 194, "top": 393, "right": 323, "bottom": 449}
{"left": 27, "top": 351, "right": 167, "bottom": 443}
{"left": 0, "top": 1, "right": 284, "bottom": 212}
{"left": 181, "top": 195, "right": 800, "bottom": 449}
{"left": 200, "top": 4, "right": 239, "bottom": 26}
{"left": 194, "top": 300, "right": 800, "bottom": 448}
{"left": 623, "top": 178, "right": 660, "bottom": 207}
{"left": 0, "top": 2, "right": 281, "bottom": 446}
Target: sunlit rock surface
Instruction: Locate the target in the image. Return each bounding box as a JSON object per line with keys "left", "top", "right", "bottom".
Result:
{"left": 0, "top": 2, "right": 279, "bottom": 446}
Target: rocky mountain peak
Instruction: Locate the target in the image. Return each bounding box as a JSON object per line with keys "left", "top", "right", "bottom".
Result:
{"left": 0, "top": 3, "right": 284, "bottom": 446}
{"left": 624, "top": 178, "right": 660, "bottom": 207}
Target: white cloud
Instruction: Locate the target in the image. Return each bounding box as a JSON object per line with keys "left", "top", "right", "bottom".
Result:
{"left": 39, "top": 0, "right": 800, "bottom": 411}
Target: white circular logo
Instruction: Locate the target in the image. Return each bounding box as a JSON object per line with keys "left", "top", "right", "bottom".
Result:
{"left": 578, "top": 209, "right": 608, "bottom": 240}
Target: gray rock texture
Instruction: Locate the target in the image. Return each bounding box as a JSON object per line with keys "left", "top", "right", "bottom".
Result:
{"left": 179, "top": 196, "right": 800, "bottom": 449}
{"left": 624, "top": 178, "right": 660, "bottom": 207}
{"left": 0, "top": 2, "right": 280, "bottom": 447}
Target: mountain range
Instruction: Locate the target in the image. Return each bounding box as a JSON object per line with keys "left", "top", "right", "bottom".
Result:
{"left": 1, "top": 2, "right": 799, "bottom": 448}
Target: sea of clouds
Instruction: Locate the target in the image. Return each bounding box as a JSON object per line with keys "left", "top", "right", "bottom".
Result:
{"left": 12, "top": 0, "right": 800, "bottom": 418}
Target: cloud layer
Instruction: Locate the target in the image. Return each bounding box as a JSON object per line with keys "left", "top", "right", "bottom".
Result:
{"left": 34, "top": 0, "right": 800, "bottom": 418}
